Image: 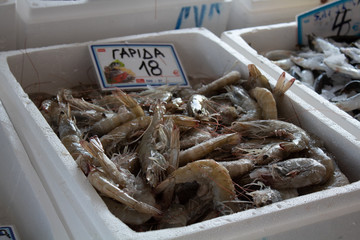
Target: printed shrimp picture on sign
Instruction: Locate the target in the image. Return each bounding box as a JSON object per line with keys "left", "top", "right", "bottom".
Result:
{"left": 89, "top": 43, "right": 189, "bottom": 90}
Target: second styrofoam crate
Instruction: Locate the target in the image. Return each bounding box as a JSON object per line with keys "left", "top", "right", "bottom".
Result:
{"left": 0, "top": 99, "right": 70, "bottom": 239}
{"left": 221, "top": 22, "right": 360, "bottom": 142}
{"left": 16, "top": 0, "right": 231, "bottom": 49}
{"left": 1, "top": 28, "right": 360, "bottom": 239}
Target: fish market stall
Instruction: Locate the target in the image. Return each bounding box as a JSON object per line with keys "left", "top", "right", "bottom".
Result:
{"left": 1, "top": 28, "right": 360, "bottom": 239}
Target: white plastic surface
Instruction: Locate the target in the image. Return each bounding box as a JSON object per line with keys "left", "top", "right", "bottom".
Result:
{"left": 0, "top": 99, "right": 70, "bottom": 239}
{"left": 0, "top": 28, "right": 360, "bottom": 239}
{"left": 16, "top": 0, "right": 232, "bottom": 49}
{"left": 221, "top": 22, "right": 360, "bottom": 147}
{"left": 227, "top": 0, "right": 332, "bottom": 30}
{"left": 0, "top": 0, "right": 16, "bottom": 51}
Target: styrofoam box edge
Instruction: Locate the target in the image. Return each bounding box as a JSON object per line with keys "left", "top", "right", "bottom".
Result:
{"left": 1, "top": 28, "right": 360, "bottom": 240}
{"left": 221, "top": 22, "right": 360, "bottom": 143}
{"left": 0, "top": 99, "right": 69, "bottom": 239}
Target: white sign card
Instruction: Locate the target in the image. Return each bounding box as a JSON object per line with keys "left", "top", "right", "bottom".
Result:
{"left": 89, "top": 43, "right": 189, "bottom": 90}
{"left": 297, "top": 0, "right": 360, "bottom": 46}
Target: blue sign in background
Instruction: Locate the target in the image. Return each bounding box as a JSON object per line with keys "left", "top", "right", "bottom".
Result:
{"left": 297, "top": 0, "right": 360, "bottom": 45}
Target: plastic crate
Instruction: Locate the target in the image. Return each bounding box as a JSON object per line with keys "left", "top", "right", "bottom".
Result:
{"left": 0, "top": 28, "right": 360, "bottom": 239}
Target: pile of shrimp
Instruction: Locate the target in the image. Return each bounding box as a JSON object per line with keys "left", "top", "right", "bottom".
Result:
{"left": 31, "top": 64, "right": 349, "bottom": 231}
{"left": 264, "top": 35, "right": 360, "bottom": 120}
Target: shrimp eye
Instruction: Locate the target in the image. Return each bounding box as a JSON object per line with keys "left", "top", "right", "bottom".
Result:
{"left": 262, "top": 155, "right": 269, "bottom": 160}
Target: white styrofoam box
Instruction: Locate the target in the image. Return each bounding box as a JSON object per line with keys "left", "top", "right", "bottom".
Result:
{"left": 221, "top": 22, "right": 360, "bottom": 144}
{"left": 15, "top": 0, "right": 231, "bottom": 49}
{"left": 0, "top": 0, "right": 16, "bottom": 51}
{"left": 227, "top": 0, "right": 333, "bottom": 30}
{"left": 0, "top": 99, "right": 70, "bottom": 239}
{"left": 0, "top": 28, "right": 360, "bottom": 239}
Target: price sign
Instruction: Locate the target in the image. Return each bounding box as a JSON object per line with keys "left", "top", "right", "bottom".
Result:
{"left": 297, "top": 0, "right": 360, "bottom": 46}
{"left": 89, "top": 43, "right": 189, "bottom": 90}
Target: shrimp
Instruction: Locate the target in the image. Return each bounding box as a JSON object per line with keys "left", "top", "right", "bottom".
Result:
{"left": 40, "top": 99, "right": 62, "bottom": 131}
{"left": 89, "top": 105, "right": 138, "bottom": 137}
{"left": 70, "top": 109, "right": 108, "bottom": 128}
{"left": 87, "top": 167, "right": 161, "bottom": 215}
{"left": 92, "top": 93, "right": 125, "bottom": 110}
{"left": 155, "top": 159, "right": 236, "bottom": 208}
{"left": 137, "top": 85, "right": 175, "bottom": 104}
{"left": 111, "top": 146, "right": 140, "bottom": 174}
{"left": 180, "top": 126, "right": 213, "bottom": 149}
{"left": 102, "top": 196, "right": 153, "bottom": 225}
{"left": 247, "top": 187, "right": 283, "bottom": 207}
{"left": 187, "top": 94, "right": 214, "bottom": 121}
{"left": 57, "top": 88, "right": 109, "bottom": 113}
{"left": 272, "top": 72, "right": 295, "bottom": 100}
{"left": 164, "top": 115, "right": 200, "bottom": 130}
{"left": 225, "top": 85, "right": 262, "bottom": 121}
{"left": 58, "top": 107, "right": 98, "bottom": 174}
{"left": 219, "top": 159, "right": 254, "bottom": 178}
{"left": 195, "top": 71, "right": 241, "bottom": 96}
{"left": 179, "top": 133, "right": 240, "bottom": 166}
{"left": 114, "top": 89, "right": 144, "bottom": 117}
{"left": 157, "top": 203, "right": 189, "bottom": 229}
{"left": 82, "top": 137, "right": 161, "bottom": 216}
{"left": 137, "top": 104, "right": 170, "bottom": 187}
{"left": 100, "top": 116, "right": 151, "bottom": 155}
{"left": 82, "top": 136, "right": 133, "bottom": 188}
{"left": 249, "top": 158, "right": 327, "bottom": 189}
{"left": 306, "top": 146, "right": 335, "bottom": 184}
{"left": 299, "top": 162, "right": 349, "bottom": 194}
{"left": 249, "top": 87, "right": 277, "bottom": 119}
{"left": 247, "top": 64, "right": 272, "bottom": 90}
{"left": 231, "top": 120, "right": 311, "bottom": 153}
{"left": 233, "top": 140, "right": 291, "bottom": 165}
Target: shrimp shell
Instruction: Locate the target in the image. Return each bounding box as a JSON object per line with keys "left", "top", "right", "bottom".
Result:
{"left": 247, "top": 64, "right": 272, "bottom": 90}
{"left": 219, "top": 159, "right": 254, "bottom": 178}
{"left": 231, "top": 120, "right": 310, "bottom": 153}
{"left": 249, "top": 87, "right": 277, "bottom": 120}
{"left": 249, "top": 158, "right": 327, "bottom": 189}
{"left": 89, "top": 106, "right": 137, "bottom": 137}
{"left": 115, "top": 89, "right": 144, "bottom": 117}
{"left": 100, "top": 116, "right": 151, "bottom": 155}
{"left": 87, "top": 168, "right": 161, "bottom": 216}
{"left": 179, "top": 133, "right": 240, "bottom": 166}
{"left": 155, "top": 159, "right": 236, "bottom": 205}
{"left": 196, "top": 71, "right": 241, "bottom": 96}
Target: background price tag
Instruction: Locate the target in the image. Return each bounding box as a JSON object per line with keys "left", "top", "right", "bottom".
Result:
{"left": 89, "top": 43, "right": 189, "bottom": 90}
{"left": 297, "top": 0, "right": 360, "bottom": 46}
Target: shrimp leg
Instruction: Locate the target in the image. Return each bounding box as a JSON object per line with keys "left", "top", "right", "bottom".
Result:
{"left": 88, "top": 168, "right": 161, "bottom": 216}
